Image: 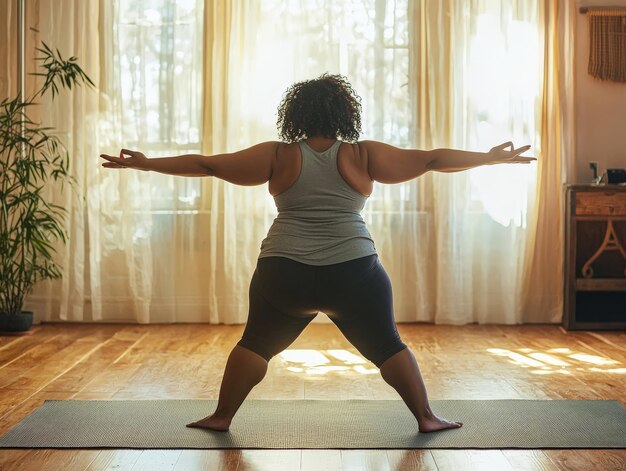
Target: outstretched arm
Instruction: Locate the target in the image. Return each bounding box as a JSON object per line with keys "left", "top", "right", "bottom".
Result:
{"left": 361, "top": 140, "right": 535, "bottom": 184}
{"left": 426, "top": 142, "right": 534, "bottom": 172}
{"left": 99, "top": 142, "right": 277, "bottom": 185}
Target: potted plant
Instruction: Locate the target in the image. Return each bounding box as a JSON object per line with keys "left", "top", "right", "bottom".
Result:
{"left": 0, "top": 41, "right": 93, "bottom": 333}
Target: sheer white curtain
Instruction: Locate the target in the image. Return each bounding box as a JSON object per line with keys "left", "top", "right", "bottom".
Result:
{"left": 408, "top": 0, "right": 544, "bottom": 323}
{"left": 94, "top": 0, "right": 207, "bottom": 323}
{"left": 239, "top": 0, "right": 546, "bottom": 324}
{"left": 200, "top": 0, "right": 271, "bottom": 323}
{"left": 24, "top": 0, "right": 211, "bottom": 323}
{"left": 205, "top": 0, "right": 417, "bottom": 325}
{"left": 19, "top": 0, "right": 566, "bottom": 325}
{"left": 15, "top": 0, "right": 103, "bottom": 323}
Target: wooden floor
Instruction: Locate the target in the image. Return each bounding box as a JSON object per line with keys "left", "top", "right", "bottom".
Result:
{"left": 0, "top": 322, "right": 624, "bottom": 470}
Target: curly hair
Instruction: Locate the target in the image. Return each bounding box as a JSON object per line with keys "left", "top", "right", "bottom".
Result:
{"left": 277, "top": 74, "right": 362, "bottom": 143}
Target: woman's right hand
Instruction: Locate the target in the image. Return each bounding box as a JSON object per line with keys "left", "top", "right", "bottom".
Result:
{"left": 487, "top": 142, "right": 536, "bottom": 164}
{"left": 100, "top": 149, "right": 150, "bottom": 171}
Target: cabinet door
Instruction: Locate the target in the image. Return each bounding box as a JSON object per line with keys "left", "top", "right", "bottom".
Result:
{"left": 564, "top": 188, "right": 626, "bottom": 330}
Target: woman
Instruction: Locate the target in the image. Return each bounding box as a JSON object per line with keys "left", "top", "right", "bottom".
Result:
{"left": 100, "top": 74, "right": 534, "bottom": 433}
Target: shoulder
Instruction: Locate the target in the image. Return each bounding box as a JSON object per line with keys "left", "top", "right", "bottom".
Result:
{"left": 276, "top": 141, "right": 301, "bottom": 153}
{"left": 337, "top": 141, "right": 371, "bottom": 170}
{"left": 274, "top": 141, "right": 301, "bottom": 163}
{"left": 205, "top": 141, "right": 282, "bottom": 186}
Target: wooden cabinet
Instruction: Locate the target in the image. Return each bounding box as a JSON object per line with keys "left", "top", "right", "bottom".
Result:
{"left": 563, "top": 185, "right": 626, "bottom": 330}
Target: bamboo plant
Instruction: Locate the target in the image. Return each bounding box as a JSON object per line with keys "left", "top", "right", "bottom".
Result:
{"left": 0, "top": 41, "right": 93, "bottom": 322}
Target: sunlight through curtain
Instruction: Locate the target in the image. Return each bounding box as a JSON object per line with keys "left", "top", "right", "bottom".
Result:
{"left": 409, "top": 0, "right": 543, "bottom": 323}
{"left": 22, "top": 0, "right": 209, "bottom": 323}
{"left": 16, "top": 0, "right": 571, "bottom": 324}
{"left": 201, "top": 0, "right": 564, "bottom": 324}
{"left": 520, "top": 0, "right": 575, "bottom": 323}
{"left": 202, "top": 0, "right": 417, "bottom": 324}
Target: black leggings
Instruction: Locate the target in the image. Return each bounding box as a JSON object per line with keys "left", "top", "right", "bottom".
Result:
{"left": 237, "top": 254, "right": 407, "bottom": 368}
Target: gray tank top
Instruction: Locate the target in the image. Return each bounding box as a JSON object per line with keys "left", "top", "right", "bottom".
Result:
{"left": 259, "top": 140, "right": 377, "bottom": 265}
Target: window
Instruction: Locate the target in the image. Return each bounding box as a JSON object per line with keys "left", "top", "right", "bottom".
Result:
{"left": 114, "top": 0, "right": 204, "bottom": 210}
{"left": 465, "top": 10, "right": 541, "bottom": 228}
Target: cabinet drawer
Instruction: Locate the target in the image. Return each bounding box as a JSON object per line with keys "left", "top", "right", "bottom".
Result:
{"left": 575, "top": 191, "right": 626, "bottom": 216}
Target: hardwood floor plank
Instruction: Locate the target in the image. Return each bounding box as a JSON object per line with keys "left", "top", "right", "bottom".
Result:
{"left": 130, "top": 450, "right": 182, "bottom": 471}
{"left": 40, "top": 339, "right": 146, "bottom": 394}
{"left": 173, "top": 450, "right": 241, "bottom": 471}
{"left": 502, "top": 450, "right": 564, "bottom": 470}
{"left": 238, "top": 450, "right": 301, "bottom": 471}
{"left": 580, "top": 450, "right": 626, "bottom": 470}
{"left": 583, "top": 331, "right": 626, "bottom": 354}
{"left": 0, "top": 389, "right": 38, "bottom": 412}
{"left": 85, "top": 449, "right": 143, "bottom": 470}
{"left": 430, "top": 450, "right": 477, "bottom": 470}
{"left": 386, "top": 449, "right": 437, "bottom": 470}
{"left": 70, "top": 390, "right": 118, "bottom": 400}
{"left": 0, "top": 326, "right": 112, "bottom": 391}
{"left": 0, "top": 328, "right": 60, "bottom": 364}
{"left": 301, "top": 450, "right": 342, "bottom": 471}
{"left": 16, "top": 449, "right": 101, "bottom": 470}
{"left": 0, "top": 449, "right": 101, "bottom": 471}
{"left": 0, "top": 335, "right": 76, "bottom": 387}
{"left": 341, "top": 450, "right": 391, "bottom": 471}
{"left": 544, "top": 449, "right": 626, "bottom": 471}
{"left": 0, "top": 449, "right": 34, "bottom": 471}
{"left": 464, "top": 450, "right": 515, "bottom": 470}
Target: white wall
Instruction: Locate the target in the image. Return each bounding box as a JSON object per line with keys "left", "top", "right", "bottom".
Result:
{"left": 574, "top": 0, "right": 626, "bottom": 183}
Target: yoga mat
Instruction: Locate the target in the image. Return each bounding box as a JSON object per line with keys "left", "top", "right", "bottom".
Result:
{"left": 0, "top": 400, "right": 624, "bottom": 449}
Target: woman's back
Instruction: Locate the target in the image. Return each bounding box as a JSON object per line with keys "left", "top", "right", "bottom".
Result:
{"left": 259, "top": 139, "right": 377, "bottom": 265}
{"left": 269, "top": 139, "right": 372, "bottom": 197}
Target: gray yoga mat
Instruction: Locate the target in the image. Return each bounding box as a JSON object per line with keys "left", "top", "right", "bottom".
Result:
{"left": 0, "top": 399, "right": 624, "bottom": 449}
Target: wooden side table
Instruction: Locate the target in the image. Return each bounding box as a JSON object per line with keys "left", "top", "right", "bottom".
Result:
{"left": 563, "top": 184, "right": 626, "bottom": 330}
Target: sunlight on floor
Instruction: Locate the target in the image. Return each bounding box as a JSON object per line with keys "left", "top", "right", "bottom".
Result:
{"left": 589, "top": 368, "right": 626, "bottom": 374}
{"left": 568, "top": 353, "right": 620, "bottom": 366}
{"left": 486, "top": 347, "right": 624, "bottom": 375}
{"left": 279, "top": 349, "right": 329, "bottom": 366}
{"left": 279, "top": 349, "right": 378, "bottom": 375}
{"left": 278, "top": 346, "right": 624, "bottom": 377}
{"left": 327, "top": 349, "right": 368, "bottom": 364}
{"left": 527, "top": 353, "right": 571, "bottom": 366}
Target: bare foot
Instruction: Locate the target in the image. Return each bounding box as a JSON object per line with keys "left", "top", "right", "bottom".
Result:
{"left": 418, "top": 414, "right": 463, "bottom": 433}
{"left": 186, "top": 414, "right": 231, "bottom": 432}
